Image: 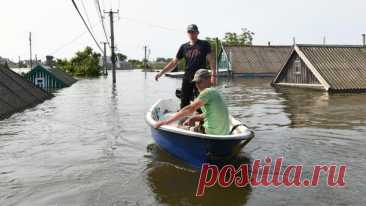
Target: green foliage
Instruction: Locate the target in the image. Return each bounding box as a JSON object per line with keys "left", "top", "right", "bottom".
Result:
{"left": 204, "top": 28, "right": 255, "bottom": 66}
{"left": 177, "top": 58, "right": 186, "bottom": 71}
{"left": 55, "top": 46, "right": 102, "bottom": 77}
{"left": 156, "top": 57, "right": 172, "bottom": 62}
{"left": 205, "top": 37, "right": 221, "bottom": 67}
{"left": 116, "top": 53, "right": 127, "bottom": 61}
{"left": 55, "top": 58, "right": 74, "bottom": 74}
{"left": 128, "top": 59, "right": 144, "bottom": 69}
{"left": 223, "top": 28, "right": 254, "bottom": 46}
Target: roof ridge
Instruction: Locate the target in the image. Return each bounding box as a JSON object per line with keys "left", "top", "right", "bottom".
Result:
{"left": 223, "top": 44, "right": 291, "bottom": 48}
{"left": 297, "top": 44, "right": 364, "bottom": 48}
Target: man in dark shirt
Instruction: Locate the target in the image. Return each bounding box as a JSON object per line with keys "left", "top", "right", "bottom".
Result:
{"left": 155, "top": 24, "right": 216, "bottom": 108}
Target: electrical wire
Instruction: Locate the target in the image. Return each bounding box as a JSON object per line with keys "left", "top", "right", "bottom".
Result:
{"left": 119, "top": 16, "right": 183, "bottom": 33}
{"left": 80, "top": 0, "right": 96, "bottom": 37}
{"left": 50, "top": 22, "right": 99, "bottom": 55}
{"left": 94, "top": 0, "right": 111, "bottom": 48}
{"left": 71, "top": 0, "right": 103, "bottom": 52}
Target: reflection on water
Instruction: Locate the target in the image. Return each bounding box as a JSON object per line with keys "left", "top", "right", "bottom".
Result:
{"left": 276, "top": 87, "right": 366, "bottom": 130}
{"left": 0, "top": 71, "right": 365, "bottom": 205}
{"left": 145, "top": 144, "right": 251, "bottom": 206}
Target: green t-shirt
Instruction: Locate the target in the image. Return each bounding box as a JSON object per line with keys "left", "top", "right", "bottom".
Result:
{"left": 197, "top": 88, "right": 230, "bottom": 135}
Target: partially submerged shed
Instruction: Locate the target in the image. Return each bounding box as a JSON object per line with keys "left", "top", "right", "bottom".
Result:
{"left": 0, "top": 63, "right": 53, "bottom": 120}
{"left": 218, "top": 45, "right": 291, "bottom": 77}
{"left": 25, "top": 64, "right": 77, "bottom": 90}
{"left": 272, "top": 44, "right": 366, "bottom": 92}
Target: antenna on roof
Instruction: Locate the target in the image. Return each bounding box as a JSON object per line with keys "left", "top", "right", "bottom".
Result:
{"left": 292, "top": 37, "right": 296, "bottom": 45}
{"left": 362, "top": 34, "right": 366, "bottom": 47}
{"left": 323, "top": 36, "right": 326, "bottom": 46}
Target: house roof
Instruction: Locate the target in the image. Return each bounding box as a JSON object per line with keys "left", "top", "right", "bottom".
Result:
{"left": 222, "top": 45, "right": 292, "bottom": 73}
{"left": 32, "top": 64, "right": 77, "bottom": 86}
{"left": 0, "top": 63, "right": 53, "bottom": 120}
{"left": 273, "top": 44, "right": 366, "bottom": 92}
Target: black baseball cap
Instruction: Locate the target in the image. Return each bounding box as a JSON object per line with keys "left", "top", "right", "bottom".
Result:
{"left": 187, "top": 24, "right": 199, "bottom": 33}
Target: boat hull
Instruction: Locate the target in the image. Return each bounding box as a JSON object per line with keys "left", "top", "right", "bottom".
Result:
{"left": 146, "top": 98, "right": 255, "bottom": 169}
{"left": 150, "top": 126, "right": 249, "bottom": 168}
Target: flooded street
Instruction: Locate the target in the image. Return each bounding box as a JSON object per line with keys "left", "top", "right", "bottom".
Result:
{"left": 0, "top": 70, "right": 365, "bottom": 206}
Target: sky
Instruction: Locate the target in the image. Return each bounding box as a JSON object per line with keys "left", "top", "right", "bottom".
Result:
{"left": 0, "top": 0, "right": 365, "bottom": 62}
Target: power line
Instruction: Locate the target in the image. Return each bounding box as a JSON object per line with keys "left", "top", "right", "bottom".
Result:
{"left": 119, "top": 16, "right": 183, "bottom": 33}
{"left": 94, "top": 0, "right": 111, "bottom": 48}
{"left": 50, "top": 22, "right": 99, "bottom": 55}
{"left": 80, "top": 0, "right": 96, "bottom": 38}
{"left": 71, "top": 0, "right": 103, "bottom": 52}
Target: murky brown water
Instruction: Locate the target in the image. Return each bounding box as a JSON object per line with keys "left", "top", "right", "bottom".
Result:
{"left": 0, "top": 70, "right": 365, "bottom": 205}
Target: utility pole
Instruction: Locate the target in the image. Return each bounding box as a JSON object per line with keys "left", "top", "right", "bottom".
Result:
{"left": 143, "top": 45, "right": 148, "bottom": 71}
{"left": 101, "top": 42, "right": 108, "bottom": 75}
{"left": 215, "top": 37, "right": 219, "bottom": 75}
{"left": 29, "top": 32, "right": 33, "bottom": 68}
{"left": 104, "top": 9, "right": 119, "bottom": 84}
{"left": 18, "top": 56, "right": 21, "bottom": 68}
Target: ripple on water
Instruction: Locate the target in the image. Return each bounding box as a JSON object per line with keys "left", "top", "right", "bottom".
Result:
{"left": 0, "top": 72, "right": 366, "bottom": 205}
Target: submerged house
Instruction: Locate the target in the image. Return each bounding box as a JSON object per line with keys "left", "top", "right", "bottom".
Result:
{"left": 217, "top": 45, "right": 291, "bottom": 77}
{"left": 272, "top": 44, "right": 366, "bottom": 93}
{"left": 0, "top": 63, "right": 52, "bottom": 120}
{"left": 25, "top": 64, "right": 77, "bottom": 90}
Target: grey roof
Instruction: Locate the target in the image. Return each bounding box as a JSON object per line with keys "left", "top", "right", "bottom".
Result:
{"left": 43, "top": 65, "right": 77, "bottom": 86}
{"left": 0, "top": 63, "right": 53, "bottom": 120}
{"left": 222, "top": 45, "right": 291, "bottom": 74}
{"left": 274, "top": 44, "right": 366, "bottom": 92}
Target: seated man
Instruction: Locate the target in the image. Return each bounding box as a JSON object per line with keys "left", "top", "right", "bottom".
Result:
{"left": 155, "top": 69, "right": 230, "bottom": 135}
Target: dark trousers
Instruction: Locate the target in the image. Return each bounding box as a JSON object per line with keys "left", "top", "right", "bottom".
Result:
{"left": 180, "top": 78, "right": 199, "bottom": 109}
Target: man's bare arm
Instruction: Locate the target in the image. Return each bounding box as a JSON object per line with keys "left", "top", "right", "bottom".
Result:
{"left": 191, "top": 113, "right": 205, "bottom": 122}
{"left": 207, "top": 53, "right": 217, "bottom": 84}
{"left": 154, "top": 100, "right": 205, "bottom": 128}
{"left": 155, "top": 58, "right": 179, "bottom": 81}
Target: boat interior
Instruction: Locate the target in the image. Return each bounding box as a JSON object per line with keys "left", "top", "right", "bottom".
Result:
{"left": 150, "top": 99, "right": 251, "bottom": 136}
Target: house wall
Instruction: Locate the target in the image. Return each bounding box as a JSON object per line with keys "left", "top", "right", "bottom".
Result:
{"left": 26, "top": 67, "right": 64, "bottom": 90}
{"left": 277, "top": 53, "right": 320, "bottom": 84}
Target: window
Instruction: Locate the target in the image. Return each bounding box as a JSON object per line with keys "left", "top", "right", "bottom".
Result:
{"left": 294, "top": 58, "right": 301, "bottom": 75}
{"left": 35, "top": 77, "right": 44, "bottom": 88}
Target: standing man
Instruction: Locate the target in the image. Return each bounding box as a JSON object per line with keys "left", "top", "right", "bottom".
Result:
{"left": 155, "top": 24, "right": 216, "bottom": 108}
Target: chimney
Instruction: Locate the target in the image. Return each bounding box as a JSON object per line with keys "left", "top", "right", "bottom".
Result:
{"left": 362, "top": 34, "right": 366, "bottom": 47}
{"left": 46, "top": 55, "right": 54, "bottom": 67}
{"left": 268, "top": 41, "right": 271, "bottom": 46}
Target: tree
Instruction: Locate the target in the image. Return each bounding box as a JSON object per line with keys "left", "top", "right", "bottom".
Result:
{"left": 55, "top": 46, "right": 102, "bottom": 77}
{"left": 155, "top": 57, "right": 172, "bottom": 62}
{"left": 116, "top": 53, "right": 127, "bottom": 61}
{"left": 128, "top": 59, "right": 144, "bottom": 69}
{"left": 55, "top": 58, "right": 74, "bottom": 74}
{"left": 223, "top": 28, "right": 254, "bottom": 46}
{"left": 205, "top": 37, "right": 221, "bottom": 68}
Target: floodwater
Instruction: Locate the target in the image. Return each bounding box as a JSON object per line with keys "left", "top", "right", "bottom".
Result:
{"left": 0, "top": 70, "right": 365, "bottom": 206}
